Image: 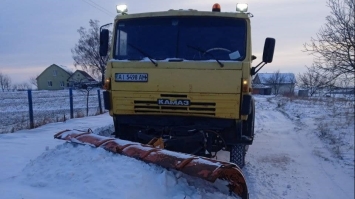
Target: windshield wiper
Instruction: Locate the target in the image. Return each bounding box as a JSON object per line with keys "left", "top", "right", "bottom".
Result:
{"left": 128, "top": 43, "right": 158, "bottom": 66}
{"left": 187, "top": 45, "right": 224, "bottom": 67}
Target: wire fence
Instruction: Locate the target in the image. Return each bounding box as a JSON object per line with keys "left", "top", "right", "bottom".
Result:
{"left": 0, "top": 89, "right": 106, "bottom": 134}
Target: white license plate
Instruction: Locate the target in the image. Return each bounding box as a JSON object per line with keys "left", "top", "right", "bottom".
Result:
{"left": 115, "top": 73, "right": 148, "bottom": 82}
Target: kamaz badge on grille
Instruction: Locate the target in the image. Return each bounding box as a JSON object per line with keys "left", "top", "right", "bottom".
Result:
{"left": 157, "top": 99, "right": 190, "bottom": 106}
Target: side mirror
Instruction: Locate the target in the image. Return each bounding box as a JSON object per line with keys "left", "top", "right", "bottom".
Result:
{"left": 262, "top": 38, "right": 275, "bottom": 63}
{"left": 100, "top": 29, "right": 109, "bottom": 56}
{"left": 250, "top": 37, "right": 276, "bottom": 76}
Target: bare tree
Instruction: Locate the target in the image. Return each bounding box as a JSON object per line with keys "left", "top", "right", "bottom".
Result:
{"left": 298, "top": 65, "right": 335, "bottom": 96}
{"left": 71, "top": 19, "right": 111, "bottom": 86}
{"left": 286, "top": 79, "right": 297, "bottom": 95}
{"left": 29, "top": 75, "right": 38, "bottom": 89}
{"left": 0, "top": 72, "right": 12, "bottom": 92}
{"left": 71, "top": 79, "right": 100, "bottom": 116}
{"left": 265, "top": 70, "right": 286, "bottom": 95}
{"left": 304, "top": 0, "right": 355, "bottom": 82}
{"left": 3, "top": 79, "right": 11, "bottom": 92}
{"left": 11, "top": 84, "right": 17, "bottom": 91}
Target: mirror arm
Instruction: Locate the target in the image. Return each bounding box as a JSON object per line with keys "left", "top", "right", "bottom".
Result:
{"left": 100, "top": 23, "right": 112, "bottom": 32}
{"left": 254, "top": 62, "right": 266, "bottom": 74}
{"left": 251, "top": 62, "right": 266, "bottom": 76}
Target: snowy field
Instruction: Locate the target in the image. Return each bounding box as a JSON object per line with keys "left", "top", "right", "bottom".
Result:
{"left": 0, "top": 90, "right": 105, "bottom": 134}
{"left": 0, "top": 95, "right": 353, "bottom": 199}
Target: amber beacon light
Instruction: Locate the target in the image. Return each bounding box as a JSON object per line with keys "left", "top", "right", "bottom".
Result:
{"left": 212, "top": 3, "right": 221, "bottom": 12}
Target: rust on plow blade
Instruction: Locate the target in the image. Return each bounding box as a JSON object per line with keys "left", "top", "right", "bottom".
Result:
{"left": 54, "top": 129, "right": 249, "bottom": 199}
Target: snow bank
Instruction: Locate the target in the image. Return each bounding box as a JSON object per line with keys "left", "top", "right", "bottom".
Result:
{"left": 16, "top": 143, "right": 234, "bottom": 199}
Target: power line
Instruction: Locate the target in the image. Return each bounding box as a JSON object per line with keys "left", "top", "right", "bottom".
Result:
{"left": 79, "top": 0, "right": 115, "bottom": 17}
{"left": 86, "top": 0, "right": 115, "bottom": 15}
{"left": 80, "top": 0, "right": 114, "bottom": 16}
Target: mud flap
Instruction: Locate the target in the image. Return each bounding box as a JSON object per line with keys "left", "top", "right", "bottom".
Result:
{"left": 241, "top": 95, "right": 252, "bottom": 115}
{"left": 103, "top": 91, "right": 111, "bottom": 110}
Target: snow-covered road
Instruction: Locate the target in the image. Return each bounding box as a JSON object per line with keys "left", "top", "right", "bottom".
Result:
{"left": 243, "top": 96, "right": 353, "bottom": 199}
{"left": 0, "top": 95, "right": 353, "bottom": 199}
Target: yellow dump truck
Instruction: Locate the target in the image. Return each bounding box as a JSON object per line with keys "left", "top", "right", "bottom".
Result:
{"left": 100, "top": 3, "right": 275, "bottom": 168}
{"left": 54, "top": 3, "right": 276, "bottom": 198}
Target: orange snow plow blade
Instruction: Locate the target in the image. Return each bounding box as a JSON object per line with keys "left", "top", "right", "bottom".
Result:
{"left": 54, "top": 129, "right": 248, "bottom": 199}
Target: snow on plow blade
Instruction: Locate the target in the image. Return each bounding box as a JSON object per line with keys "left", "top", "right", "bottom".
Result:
{"left": 54, "top": 129, "right": 248, "bottom": 199}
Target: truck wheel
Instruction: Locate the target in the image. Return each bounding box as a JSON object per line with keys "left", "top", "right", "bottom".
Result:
{"left": 230, "top": 144, "right": 246, "bottom": 168}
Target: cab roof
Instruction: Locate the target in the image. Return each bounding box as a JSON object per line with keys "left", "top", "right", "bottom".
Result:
{"left": 114, "top": 10, "right": 250, "bottom": 22}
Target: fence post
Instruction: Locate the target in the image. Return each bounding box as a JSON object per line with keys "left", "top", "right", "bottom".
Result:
{"left": 97, "top": 89, "right": 103, "bottom": 114}
{"left": 69, "top": 88, "right": 74, "bottom": 119}
{"left": 27, "top": 89, "right": 34, "bottom": 129}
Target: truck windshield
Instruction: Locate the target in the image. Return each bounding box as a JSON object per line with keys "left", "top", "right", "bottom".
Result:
{"left": 114, "top": 16, "right": 247, "bottom": 61}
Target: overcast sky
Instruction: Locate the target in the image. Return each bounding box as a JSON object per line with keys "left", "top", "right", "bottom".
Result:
{"left": 0, "top": 0, "right": 330, "bottom": 84}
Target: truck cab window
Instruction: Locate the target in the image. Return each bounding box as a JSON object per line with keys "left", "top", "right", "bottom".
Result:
{"left": 116, "top": 30, "right": 127, "bottom": 56}
{"left": 114, "top": 16, "right": 247, "bottom": 61}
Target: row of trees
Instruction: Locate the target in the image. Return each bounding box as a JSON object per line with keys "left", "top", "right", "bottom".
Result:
{"left": 297, "top": 66, "right": 354, "bottom": 96}
{"left": 0, "top": 72, "right": 33, "bottom": 92}
{"left": 299, "top": 0, "right": 354, "bottom": 96}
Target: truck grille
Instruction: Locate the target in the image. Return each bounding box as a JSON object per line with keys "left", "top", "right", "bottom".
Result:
{"left": 134, "top": 94, "right": 216, "bottom": 116}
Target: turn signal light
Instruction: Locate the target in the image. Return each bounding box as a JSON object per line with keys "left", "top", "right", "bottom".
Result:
{"left": 103, "top": 78, "right": 111, "bottom": 90}
{"left": 242, "top": 79, "right": 249, "bottom": 92}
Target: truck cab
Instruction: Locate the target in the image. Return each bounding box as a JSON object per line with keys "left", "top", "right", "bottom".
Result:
{"left": 100, "top": 3, "right": 275, "bottom": 168}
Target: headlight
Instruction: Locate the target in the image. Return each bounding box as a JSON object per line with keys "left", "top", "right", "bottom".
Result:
{"left": 116, "top": 5, "right": 128, "bottom": 13}
{"left": 236, "top": 3, "right": 248, "bottom": 12}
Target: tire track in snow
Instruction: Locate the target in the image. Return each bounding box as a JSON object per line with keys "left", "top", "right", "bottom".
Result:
{"left": 274, "top": 98, "right": 353, "bottom": 198}
{"left": 244, "top": 96, "right": 353, "bottom": 199}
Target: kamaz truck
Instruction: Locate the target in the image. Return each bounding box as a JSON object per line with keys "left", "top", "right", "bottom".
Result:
{"left": 100, "top": 3, "right": 275, "bottom": 167}
{"left": 55, "top": 3, "right": 275, "bottom": 198}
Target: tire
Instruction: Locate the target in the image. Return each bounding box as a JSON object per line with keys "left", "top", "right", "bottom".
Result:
{"left": 230, "top": 144, "right": 247, "bottom": 168}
